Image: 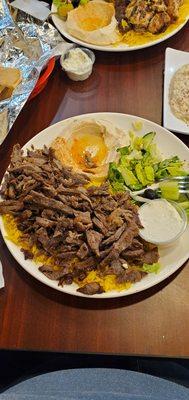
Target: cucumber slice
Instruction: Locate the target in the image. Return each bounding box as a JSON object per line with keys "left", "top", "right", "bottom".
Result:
{"left": 118, "top": 166, "right": 139, "bottom": 188}
{"left": 159, "top": 181, "right": 179, "bottom": 201}
{"left": 144, "top": 165, "right": 154, "bottom": 182}
{"left": 178, "top": 201, "right": 189, "bottom": 210}
{"left": 167, "top": 166, "right": 188, "bottom": 176}
{"left": 135, "top": 163, "right": 147, "bottom": 186}
{"left": 142, "top": 132, "right": 156, "bottom": 150}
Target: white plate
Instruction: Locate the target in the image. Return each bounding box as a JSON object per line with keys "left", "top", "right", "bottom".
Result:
{"left": 51, "top": 4, "right": 188, "bottom": 52}
{"left": 163, "top": 48, "right": 189, "bottom": 135}
{"left": 0, "top": 113, "right": 189, "bottom": 298}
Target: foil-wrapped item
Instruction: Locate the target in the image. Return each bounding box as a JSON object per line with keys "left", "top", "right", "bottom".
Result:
{"left": 0, "top": 0, "right": 72, "bottom": 145}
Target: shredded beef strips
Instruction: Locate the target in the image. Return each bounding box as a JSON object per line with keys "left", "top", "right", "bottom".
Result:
{"left": 0, "top": 144, "right": 159, "bottom": 295}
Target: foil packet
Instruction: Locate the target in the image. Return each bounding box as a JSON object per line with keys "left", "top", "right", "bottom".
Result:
{"left": 0, "top": 0, "right": 72, "bottom": 145}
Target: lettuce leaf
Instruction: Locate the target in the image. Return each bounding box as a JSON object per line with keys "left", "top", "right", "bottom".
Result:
{"left": 141, "top": 262, "right": 161, "bottom": 274}
{"left": 117, "top": 146, "right": 131, "bottom": 156}
{"left": 108, "top": 162, "right": 126, "bottom": 193}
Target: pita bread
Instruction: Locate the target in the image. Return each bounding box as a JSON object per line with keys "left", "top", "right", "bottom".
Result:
{"left": 66, "top": 0, "right": 120, "bottom": 45}
{"left": 0, "top": 67, "right": 22, "bottom": 101}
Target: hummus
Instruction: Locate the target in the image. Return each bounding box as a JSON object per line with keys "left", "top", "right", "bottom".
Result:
{"left": 65, "top": 0, "right": 120, "bottom": 46}
{"left": 51, "top": 119, "right": 127, "bottom": 179}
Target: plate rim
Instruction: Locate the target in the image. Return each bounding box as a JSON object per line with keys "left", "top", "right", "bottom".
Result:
{"left": 1, "top": 112, "right": 189, "bottom": 298}
{"left": 51, "top": 4, "right": 189, "bottom": 52}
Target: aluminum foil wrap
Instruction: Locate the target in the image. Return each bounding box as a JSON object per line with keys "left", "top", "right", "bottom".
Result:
{"left": 0, "top": 0, "right": 72, "bottom": 145}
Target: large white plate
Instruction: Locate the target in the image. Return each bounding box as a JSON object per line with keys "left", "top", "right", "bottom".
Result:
{"left": 51, "top": 4, "right": 188, "bottom": 52}
{"left": 163, "top": 47, "right": 189, "bottom": 135}
{"left": 0, "top": 113, "right": 189, "bottom": 298}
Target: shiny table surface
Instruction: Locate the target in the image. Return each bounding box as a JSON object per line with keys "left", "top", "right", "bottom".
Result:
{"left": 0, "top": 23, "right": 189, "bottom": 356}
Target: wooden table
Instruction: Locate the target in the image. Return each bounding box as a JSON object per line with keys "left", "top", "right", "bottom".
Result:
{"left": 0, "top": 23, "right": 189, "bottom": 356}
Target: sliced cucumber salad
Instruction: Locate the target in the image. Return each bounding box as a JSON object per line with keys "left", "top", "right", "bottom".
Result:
{"left": 108, "top": 131, "right": 188, "bottom": 192}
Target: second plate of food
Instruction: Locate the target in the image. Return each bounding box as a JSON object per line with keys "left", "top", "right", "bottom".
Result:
{"left": 164, "top": 47, "right": 189, "bottom": 135}
{"left": 0, "top": 113, "right": 189, "bottom": 298}
{"left": 51, "top": 0, "right": 189, "bottom": 52}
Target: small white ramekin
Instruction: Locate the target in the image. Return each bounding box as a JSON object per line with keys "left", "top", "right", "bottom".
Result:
{"left": 139, "top": 200, "right": 187, "bottom": 248}
{"left": 60, "top": 46, "right": 95, "bottom": 81}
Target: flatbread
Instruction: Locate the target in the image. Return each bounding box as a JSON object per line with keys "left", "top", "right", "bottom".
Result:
{"left": 66, "top": 0, "right": 120, "bottom": 46}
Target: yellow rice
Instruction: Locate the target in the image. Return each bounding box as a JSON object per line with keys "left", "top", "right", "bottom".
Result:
{"left": 2, "top": 214, "right": 132, "bottom": 292}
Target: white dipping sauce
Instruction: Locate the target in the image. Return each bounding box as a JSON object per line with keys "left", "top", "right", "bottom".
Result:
{"left": 61, "top": 48, "right": 92, "bottom": 73}
{"left": 139, "top": 199, "right": 183, "bottom": 244}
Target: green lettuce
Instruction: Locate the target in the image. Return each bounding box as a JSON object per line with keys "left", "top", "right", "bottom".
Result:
{"left": 141, "top": 263, "right": 161, "bottom": 274}
{"left": 108, "top": 162, "right": 125, "bottom": 193}
{"left": 108, "top": 130, "right": 188, "bottom": 193}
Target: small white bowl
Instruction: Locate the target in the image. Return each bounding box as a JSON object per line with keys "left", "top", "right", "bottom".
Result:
{"left": 138, "top": 199, "right": 187, "bottom": 248}
{"left": 60, "top": 46, "right": 95, "bottom": 81}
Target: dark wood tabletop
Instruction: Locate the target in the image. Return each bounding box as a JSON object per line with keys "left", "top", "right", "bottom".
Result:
{"left": 0, "top": 23, "right": 189, "bottom": 356}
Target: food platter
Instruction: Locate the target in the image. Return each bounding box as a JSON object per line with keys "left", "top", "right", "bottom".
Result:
{"left": 51, "top": 3, "right": 189, "bottom": 52}
{"left": 0, "top": 112, "right": 189, "bottom": 298}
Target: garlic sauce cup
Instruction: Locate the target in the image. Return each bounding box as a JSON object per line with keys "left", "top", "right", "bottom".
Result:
{"left": 60, "top": 46, "right": 95, "bottom": 81}
{"left": 138, "top": 199, "right": 187, "bottom": 248}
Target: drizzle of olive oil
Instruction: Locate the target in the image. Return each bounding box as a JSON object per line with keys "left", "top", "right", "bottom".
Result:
{"left": 78, "top": 16, "right": 109, "bottom": 31}
{"left": 70, "top": 132, "right": 108, "bottom": 169}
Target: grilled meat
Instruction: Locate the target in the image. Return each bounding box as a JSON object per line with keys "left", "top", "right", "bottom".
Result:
{"left": 148, "top": 11, "right": 170, "bottom": 33}
{"left": 115, "top": 0, "right": 181, "bottom": 35}
{"left": 165, "top": 0, "right": 183, "bottom": 21}
{"left": 77, "top": 282, "right": 104, "bottom": 295}
{"left": 125, "top": 0, "right": 155, "bottom": 31}
{"left": 0, "top": 144, "right": 160, "bottom": 295}
{"left": 114, "top": 0, "right": 131, "bottom": 32}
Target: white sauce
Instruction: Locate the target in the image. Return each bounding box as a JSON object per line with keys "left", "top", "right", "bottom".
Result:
{"left": 61, "top": 48, "right": 92, "bottom": 73}
{"left": 139, "top": 199, "right": 183, "bottom": 244}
